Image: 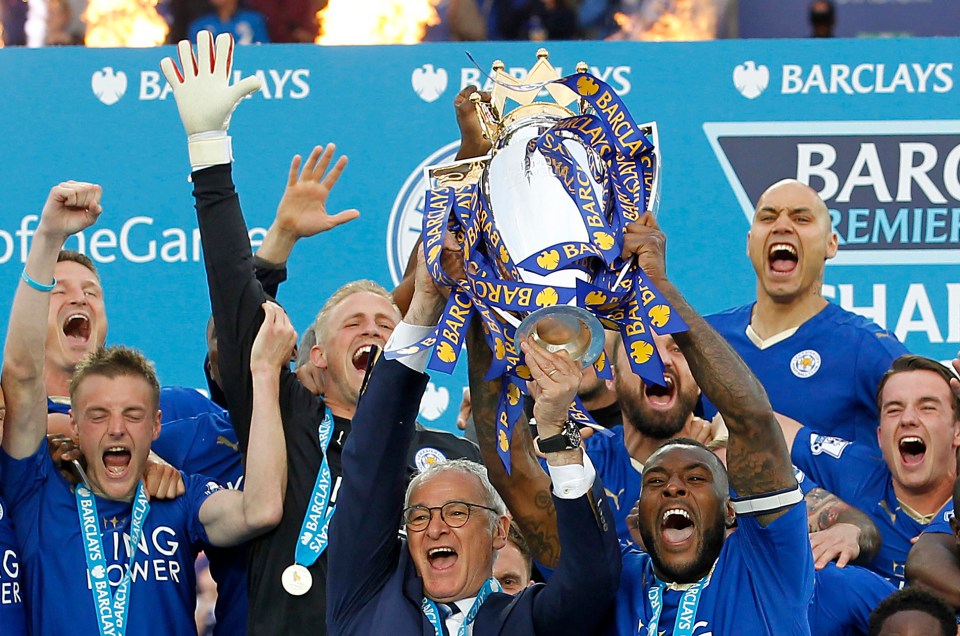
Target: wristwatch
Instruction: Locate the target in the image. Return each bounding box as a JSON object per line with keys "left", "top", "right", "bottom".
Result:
{"left": 537, "top": 419, "right": 582, "bottom": 453}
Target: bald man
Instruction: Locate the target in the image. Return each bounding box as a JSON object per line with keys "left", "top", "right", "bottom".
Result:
{"left": 705, "top": 179, "right": 908, "bottom": 452}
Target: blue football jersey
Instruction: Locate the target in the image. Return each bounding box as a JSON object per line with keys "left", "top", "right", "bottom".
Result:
{"left": 584, "top": 427, "right": 642, "bottom": 546}
{"left": 706, "top": 303, "right": 907, "bottom": 452}
{"left": 51, "top": 389, "right": 247, "bottom": 636}
{"left": 614, "top": 502, "right": 814, "bottom": 635}
{"left": 153, "top": 410, "right": 247, "bottom": 636}
{"left": 0, "top": 496, "right": 26, "bottom": 634}
{"left": 189, "top": 9, "right": 270, "bottom": 44}
{"left": 0, "top": 440, "right": 221, "bottom": 635}
{"left": 791, "top": 427, "right": 947, "bottom": 584}
{"left": 923, "top": 509, "right": 955, "bottom": 536}
{"left": 810, "top": 562, "right": 895, "bottom": 636}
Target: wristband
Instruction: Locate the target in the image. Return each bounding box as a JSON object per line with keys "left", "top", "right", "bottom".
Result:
{"left": 187, "top": 131, "right": 233, "bottom": 171}
{"left": 21, "top": 269, "right": 56, "bottom": 292}
{"left": 731, "top": 485, "right": 803, "bottom": 516}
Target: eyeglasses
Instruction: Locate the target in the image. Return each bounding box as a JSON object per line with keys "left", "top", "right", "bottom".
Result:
{"left": 402, "top": 501, "right": 499, "bottom": 532}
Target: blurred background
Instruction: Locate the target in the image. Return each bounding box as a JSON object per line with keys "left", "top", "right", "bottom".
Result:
{"left": 1, "top": 0, "right": 957, "bottom": 49}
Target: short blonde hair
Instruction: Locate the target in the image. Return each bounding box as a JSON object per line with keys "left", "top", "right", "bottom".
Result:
{"left": 312, "top": 280, "right": 397, "bottom": 344}
{"left": 70, "top": 346, "right": 160, "bottom": 412}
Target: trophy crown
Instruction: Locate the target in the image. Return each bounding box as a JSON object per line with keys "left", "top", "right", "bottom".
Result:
{"left": 475, "top": 50, "right": 586, "bottom": 145}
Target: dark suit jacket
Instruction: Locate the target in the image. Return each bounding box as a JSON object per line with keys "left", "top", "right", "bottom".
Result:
{"left": 327, "top": 358, "right": 621, "bottom": 635}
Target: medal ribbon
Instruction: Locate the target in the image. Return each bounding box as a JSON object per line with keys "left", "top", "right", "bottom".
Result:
{"left": 422, "top": 577, "right": 502, "bottom": 636}
{"left": 644, "top": 576, "right": 706, "bottom": 636}
{"left": 293, "top": 408, "right": 337, "bottom": 568}
{"left": 77, "top": 481, "right": 150, "bottom": 636}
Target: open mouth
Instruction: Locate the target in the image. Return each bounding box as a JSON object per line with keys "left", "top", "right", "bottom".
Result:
{"left": 899, "top": 436, "right": 926, "bottom": 466}
{"left": 63, "top": 313, "right": 91, "bottom": 345}
{"left": 660, "top": 508, "right": 695, "bottom": 546}
{"left": 352, "top": 345, "right": 374, "bottom": 372}
{"left": 644, "top": 376, "right": 676, "bottom": 408}
{"left": 427, "top": 547, "right": 458, "bottom": 570}
{"left": 102, "top": 447, "right": 132, "bottom": 477}
{"left": 767, "top": 243, "right": 798, "bottom": 275}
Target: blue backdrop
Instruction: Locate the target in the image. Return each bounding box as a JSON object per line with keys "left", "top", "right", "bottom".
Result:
{"left": 0, "top": 37, "right": 957, "bottom": 433}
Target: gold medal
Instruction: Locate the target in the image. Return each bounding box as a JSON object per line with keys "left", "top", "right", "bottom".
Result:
{"left": 282, "top": 564, "right": 313, "bottom": 596}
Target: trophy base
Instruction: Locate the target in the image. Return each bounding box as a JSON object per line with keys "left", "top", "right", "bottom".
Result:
{"left": 515, "top": 305, "right": 605, "bottom": 368}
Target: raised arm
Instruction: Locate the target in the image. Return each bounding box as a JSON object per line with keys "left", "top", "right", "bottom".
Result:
{"left": 2, "top": 182, "right": 102, "bottom": 459}
{"left": 161, "top": 31, "right": 266, "bottom": 449}
{"left": 467, "top": 323, "right": 561, "bottom": 567}
{"left": 624, "top": 214, "right": 796, "bottom": 526}
{"left": 254, "top": 144, "right": 359, "bottom": 267}
{"left": 326, "top": 250, "right": 438, "bottom": 626}
{"left": 201, "top": 301, "right": 291, "bottom": 545}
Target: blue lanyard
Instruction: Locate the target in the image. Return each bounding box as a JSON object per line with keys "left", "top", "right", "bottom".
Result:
{"left": 294, "top": 409, "right": 336, "bottom": 566}
{"left": 422, "top": 578, "right": 501, "bottom": 636}
{"left": 76, "top": 482, "right": 150, "bottom": 636}
{"left": 644, "top": 576, "right": 706, "bottom": 636}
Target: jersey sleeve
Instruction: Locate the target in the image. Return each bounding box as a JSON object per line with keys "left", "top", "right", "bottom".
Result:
{"left": 793, "top": 464, "right": 819, "bottom": 495}
{"left": 790, "top": 426, "right": 881, "bottom": 502}
{"left": 0, "top": 438, "right": 56, "bottom": 513}
{"left": 852, "top": 328, "right": 907, "bottom": 441}
{"left": 735, "top": 501, "right": 814, "bottom": 615}
{"left": 183, "top": 473, "right": 229, "bottom": 547}
{"left": 923, "top": 511, "right": 955, "bottom": 536}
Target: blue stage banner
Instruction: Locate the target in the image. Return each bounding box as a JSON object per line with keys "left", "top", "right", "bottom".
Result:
{"left": 0, "top": 37, "right": 957, "bottom": 434}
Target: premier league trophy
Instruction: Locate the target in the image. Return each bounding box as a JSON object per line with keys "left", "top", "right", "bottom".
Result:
{"left": 389, "top": 51, "right": 686, "bottom": 472}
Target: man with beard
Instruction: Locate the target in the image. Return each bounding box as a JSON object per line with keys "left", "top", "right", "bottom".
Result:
{"left": 468, "top": 214, "right": 814, "bottom": 632}
{"left": 468, "top": 285, "right": 879, "bottom": 572}
{"left": 705, "top": 179, "right": 907, "bottom": 453}
{"left": 612, "top": 213, "right": 813, "bottom": 634}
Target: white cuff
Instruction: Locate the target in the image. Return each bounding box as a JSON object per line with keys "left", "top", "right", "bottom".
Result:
{"left": 385, "top": 321, "right": 436, "bottom": 373}
{"left": 731, "top": 486, "right": 803, "bottom": 516}
{"left": 548, "top": 452, "right": 597, "bottom": 500}
{"left": 188, "top": 131, "right": 232, "bottom": 171}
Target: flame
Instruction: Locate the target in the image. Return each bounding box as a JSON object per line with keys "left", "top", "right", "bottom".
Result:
{"left": 316, "top": 0, "right": 441, "bottom": 45}
{"left": 609, "top": 0, "right": 720, "bottom": 42}
{"left": 84, "top": 0, "right": 168, "bottom": 47}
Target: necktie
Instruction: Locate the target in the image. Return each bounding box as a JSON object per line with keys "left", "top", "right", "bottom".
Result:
{"left": 442, "top": 603, "right": 462, "bottom": 618}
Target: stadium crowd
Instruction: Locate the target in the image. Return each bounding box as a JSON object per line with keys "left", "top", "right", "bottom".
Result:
{"left": 1, "top": 28, "right": 960, "bottom": 636}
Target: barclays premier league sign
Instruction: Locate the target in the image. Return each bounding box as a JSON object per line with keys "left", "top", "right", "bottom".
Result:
{"left": 0, "top": 37, "right": 957, "bottom": 434}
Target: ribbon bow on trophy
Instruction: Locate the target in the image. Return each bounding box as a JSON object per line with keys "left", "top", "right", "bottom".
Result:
{"left": 386, "top": 50, "right": 687, "bottom": 473}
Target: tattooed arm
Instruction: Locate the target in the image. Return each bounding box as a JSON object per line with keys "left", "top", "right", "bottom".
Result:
{"left": 623, "top": 214, "right": 796, "bottom": 527}
{"left": 805, "top": 486, "right": 881, "bottom": 568}
{"left": 467, "top": 322, "right": 563, "bottom": 568}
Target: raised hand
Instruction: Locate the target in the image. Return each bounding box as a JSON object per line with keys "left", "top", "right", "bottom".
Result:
{"left": 274, "top": 144, "right": 360, "bottom": 239}
{"left": 405, "top": 245, "right": 447, "bottom": 327}
{"left": 454, "top": 86, "right": 492, "bottom": 160}
{"left": 521, "top": 337, "right": 582, "bottom": 437}
{"left": 250, "top": 302, "right": 297, "bottom": 374}
{"left": 37, "top": 181, "right": 103, "bottom": 241}
{"left": 160, "top": 31, "right": 261, "bottom": 168}
{"left": 621, "top": 212, "right": 668, "bottom": 283}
